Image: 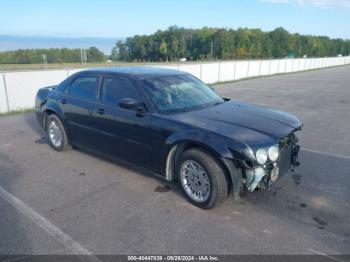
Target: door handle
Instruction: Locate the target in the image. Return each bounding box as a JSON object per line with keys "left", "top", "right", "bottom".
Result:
{"left": 95, "top": 108, "right": 105, "bottom": 115}
{"left": 58, "top": 98, "right": 66, "bottom": 104}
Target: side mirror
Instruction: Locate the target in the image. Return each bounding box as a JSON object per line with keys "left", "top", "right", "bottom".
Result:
{"left": 119, "top": 98, "right": 139, "bottom": 110}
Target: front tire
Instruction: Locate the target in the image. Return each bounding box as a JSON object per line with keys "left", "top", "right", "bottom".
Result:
{"left": 177, "top": 148, "right": 229, "bottom": 209}
{"left": 46, "top": 114, "right": 69, "bottom": 151}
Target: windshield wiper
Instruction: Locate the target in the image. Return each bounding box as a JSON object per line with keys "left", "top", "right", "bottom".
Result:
{"left": 213, "top": 100, "right": 226, "bottom": 106}
{"left": 176, "top": 100, "right": 226, "bottom": 113}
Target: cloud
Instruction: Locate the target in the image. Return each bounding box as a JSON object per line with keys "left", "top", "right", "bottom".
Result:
{"left": 260, "top": 0, "right": 350, "bottom": 8}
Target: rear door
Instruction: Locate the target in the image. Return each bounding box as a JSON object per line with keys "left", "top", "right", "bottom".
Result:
{"left": 92, "top": 76, "right": 154, "bottom": 169}
{"left": 63, "top": 75, "right": 101, "bottom": 149}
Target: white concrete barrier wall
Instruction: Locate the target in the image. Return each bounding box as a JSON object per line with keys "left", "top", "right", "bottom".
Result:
{"left": 201, "top": 63, "right": 220, "bottom": 84}
{"left": 0, "top": 74, "right": 8, "bottom": 112}
{"left": 178, "top": 64, "right": 201, "bottom": 79}
{"left": 218, "top": 61, "right": 235, "bottom": 82}
{"left": 0, "top": 56, "right": 349, "bottom": 113}
{"left": 247, "top": 60, "right": 260, "bottom": 77}
{"left": 259, "top": 60, "right": 269, "bottom": 75}
{"left": 235, "top": 61, "right": 249, "bottom": 80}
{"left": 4, "top": 70, "right": 68, "bottom": 110}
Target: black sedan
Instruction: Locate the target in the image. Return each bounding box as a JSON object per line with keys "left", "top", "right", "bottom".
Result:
{"left": 35, "top": 67, "right": 302, "bottom": 209}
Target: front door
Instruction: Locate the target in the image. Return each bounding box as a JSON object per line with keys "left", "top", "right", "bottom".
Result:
{"left": 92, "top": 76, "right": 153, "bottom": 169}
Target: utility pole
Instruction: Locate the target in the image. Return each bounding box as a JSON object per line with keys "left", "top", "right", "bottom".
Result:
{"left": 189, "top": 29, "right": 193, "bottom": 60}
{"left": 190, "top": 29, "right": 193, "bottom": 49}
{"left": 80, "top": 49, "right": 83, "bottom": 64}
{"left": 80, "top": 49, "right": 87, "bottom": 64}
{"left": 83, "top": 49, "right": 87, "bottom": 64}
{"left": 42, "top": 54, "right": 48, "bottom": 67}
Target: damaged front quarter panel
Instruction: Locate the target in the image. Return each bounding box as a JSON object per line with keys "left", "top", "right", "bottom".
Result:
{"left": 222, "top": 130, "right": 302, "bottom": 200}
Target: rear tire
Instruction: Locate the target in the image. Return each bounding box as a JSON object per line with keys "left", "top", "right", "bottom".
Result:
{"left": 46, "top": 114, "right": 69, "bottom": 151}
{"left": 177, "top": 148, "right": 229, "bottom": 209}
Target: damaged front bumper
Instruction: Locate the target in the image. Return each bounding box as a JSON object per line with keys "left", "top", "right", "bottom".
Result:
{"left": 222, "top": 133, "right": 301, "bottom": 200}
{"left": 245, "top": 135, "right": 300, "bottom": 192}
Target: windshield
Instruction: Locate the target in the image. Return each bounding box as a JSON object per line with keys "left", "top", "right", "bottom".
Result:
{"left": 142, "top": 74, "right": 224, "bottom": 113}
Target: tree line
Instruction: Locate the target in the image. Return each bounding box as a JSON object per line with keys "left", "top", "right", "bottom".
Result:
{"left": 0, "top": 47, "right": 105, "bottom": 64}
{"left": 111, "top": 26, "right": 350, "bottom": 62}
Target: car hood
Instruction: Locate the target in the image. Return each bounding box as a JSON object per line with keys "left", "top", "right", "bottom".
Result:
{"left": 170, "top": 100, "right": 302, "bottom": 148}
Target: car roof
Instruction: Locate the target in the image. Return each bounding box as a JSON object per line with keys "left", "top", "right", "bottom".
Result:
{"left": 84, "top": 66, "right": 188, "bottom": 78}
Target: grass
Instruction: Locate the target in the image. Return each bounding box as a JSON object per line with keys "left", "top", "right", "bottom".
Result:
{"left": 0, "top": 108, "right": 34, "bottom": 117}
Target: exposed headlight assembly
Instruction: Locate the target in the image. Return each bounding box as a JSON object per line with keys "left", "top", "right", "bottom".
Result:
{"left": 256, "top": 148, "right": 268, "bottom": 164}
{"left": 244, "top": 147, "right": 255, "bottom": 160}
{"left": 268, "top": 145, "right": 279, "bottom": 162}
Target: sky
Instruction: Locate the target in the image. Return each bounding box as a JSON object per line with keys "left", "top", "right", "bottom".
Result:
{"left": 0, "top": 0, "right": 349, "bottom": 39}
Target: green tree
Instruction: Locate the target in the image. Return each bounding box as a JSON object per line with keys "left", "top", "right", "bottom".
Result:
{"left": 269, "top": 27, "right": 290, "bottom": 57}
{"left": 0, "top": 47, "right": 105, "bottom": 64}
{"left": 159, "top": 41, "right": 168, "bottom": 61}
{"left": 105, "top": 26, "right": 350, "bottom": 62}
